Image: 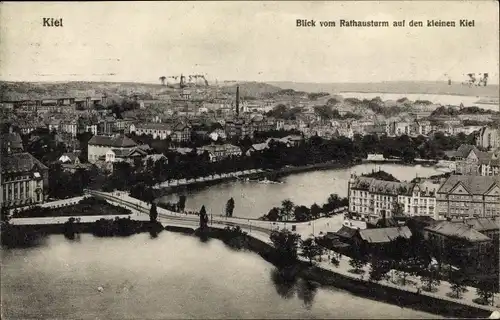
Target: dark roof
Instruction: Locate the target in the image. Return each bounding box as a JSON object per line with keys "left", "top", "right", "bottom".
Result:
{"left": 359, "top": 226, "right": 412, "bottom": 244}
{"left": 111, "top": 147, "right": 147, "bottom": 157}
{"left": 437, "top": 175, "right": 498, "bottom": 195}
{"left": 1, "top": 152, "right": 48, "bottom": 173}
{"left": 88, "top": 135, "right": 137, "bottom": 148}
{"left": 350, "top": 177, "right": 412, "bottom": 195}
{"left": 455, "top": 144, "right": 477, "bottom": 158}
{"left": 453, "top": 218, "right": 500, "bottom": 232}
{"left": 335, "top": 225, "right": 359, "bottom": 239}
{"left": 425, "top": 221, "right": 491, "bottom": 242}
{"left": 135, "top": 123, "right": 173, "bottom": 131}
{"left": 1, "top": 132, "right": 24, "bottom": 151}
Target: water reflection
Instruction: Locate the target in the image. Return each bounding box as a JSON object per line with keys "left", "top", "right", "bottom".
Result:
{"left": 270, "top": 266, "right": 319, "bottom": 309}
{"left": 2, "top": 233, "right": 441, "bottom": 319}
{"left": 159, "top": 163, "right": 444, "bottom": 219}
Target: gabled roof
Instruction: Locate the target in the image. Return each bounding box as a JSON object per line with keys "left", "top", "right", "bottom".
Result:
{"left": 359, "top": 226, "right": 412, "bottom": 244}
{"left": 425, "top": 221, "right": 491, "bottom": 242}
{"left": 1, "top": 152, "right": 48, "bottom": 173}
{"left": 88, "top": 135, "right": 137, "bottom": 148}
{"left": 455, "top": 144, "right": 478, "bottom": 158}
{"left": 437, "top": 175, "right": 498, "bottom": 195}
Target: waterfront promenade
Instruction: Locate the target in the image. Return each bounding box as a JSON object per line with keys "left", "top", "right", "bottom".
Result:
{"left": 90, "top": 190, "right": 500, "bottom": 313}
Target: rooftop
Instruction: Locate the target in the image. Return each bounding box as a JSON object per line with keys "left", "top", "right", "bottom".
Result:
{"left": 452, "top": 217, "right": 500, "bottom": 232}
{"left": 359, "top": 226, "right": 412, "bottom": 244}
{"left": 425, "top": 221, "right": 491, "bottom": 242}
{"left": 1, "top": 152, "right": 48, "bottom": 174}
{"left": 88, "top": 135, "right": 137, "bottom": 148}
{"left": 437, "top": 175, "right": 498, "bottom": 195}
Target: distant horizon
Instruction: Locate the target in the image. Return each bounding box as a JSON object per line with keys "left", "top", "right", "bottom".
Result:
{"left": 2, "top": 79, "right": 499, "bottom": 86}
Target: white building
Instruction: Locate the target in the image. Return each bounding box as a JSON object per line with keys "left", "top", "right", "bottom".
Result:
{"left": 348, "top": 174, "right": 438, "bottom": 222}
{"left": 398, "top": 183, "right": 438, "bottom": 220}
{"left": 87, "top": 134, "right": 138, "bottom": 163}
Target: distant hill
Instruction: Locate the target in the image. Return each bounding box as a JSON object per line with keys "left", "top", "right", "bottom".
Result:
{"left": 267, "top": 81, "right": 500, "bottom": 98}
{"left": 0, "top": 81, "right": 173, "bottom": 101}
{"left": 221, "top": 81, "right": 282, "bottom": 99}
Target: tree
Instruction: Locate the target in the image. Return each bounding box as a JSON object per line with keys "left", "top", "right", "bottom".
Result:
{"left": 300, "top": 237, "right": 323, "bottom": 265}
{"left": 310, "top": 203, "right": 321, "bottom": 219}
{"left": 420, "top": 269, "right": 441, "bottom": 292}
{"left": 270, "top": 228, "right": 300, "bottom": 263}
{"left": 159, "top": 76, "right": 166, "bottom": 86}
{"left": 294, "top": 205, "right": 310, "bottom": 222}
{"left": 349, "top": 257, "right": 367, "bottom": 275}
{"left": 178, "top": 195, "right": 187, "bottom": 212}
{"left": 149, "top": 203, "right": 158, "bottom": 222}
{"left": 391, "top": 201, "right": 405, "bottom": 218}
{"left": 265, "top": 207, "right": 280, "bottom": 221}
{"left": 475, "top": 280, "right": 496, "bottom": 306}
{"left": 199, "top": 205, "right": 209, "bottom": 229}
{"left": 369, "top": 257, "right": 391, "bottom": 282}
{"left": 281, "top": 199, "right": 294, "bottom": 221}
{"left": 225, "top": 198, "right": 235, "bottom": 217}
{"left": 449, "top": 277, "right": 467, "bottom": 299}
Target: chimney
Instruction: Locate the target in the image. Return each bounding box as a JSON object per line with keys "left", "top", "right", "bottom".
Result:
{"left": 236, "top": 86, "right": 240, "bottom": 117}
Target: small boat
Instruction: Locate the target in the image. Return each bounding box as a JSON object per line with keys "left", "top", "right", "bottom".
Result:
{"left": 258, "top": 178, "right": 282, "bottom": 184}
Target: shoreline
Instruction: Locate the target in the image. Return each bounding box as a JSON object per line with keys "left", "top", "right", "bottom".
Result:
{"left": 154, "top": 159, "right": 437, "bottom": 200}
{"left": 200, "top": 227, "right": 495, "bottom": 319}
{"left": 2, "top": 222, "right": 495, "bottom": 318}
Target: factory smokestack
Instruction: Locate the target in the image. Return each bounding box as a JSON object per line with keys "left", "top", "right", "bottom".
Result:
{"left": 236, "top": 85, "right": 240, "bottom": 117}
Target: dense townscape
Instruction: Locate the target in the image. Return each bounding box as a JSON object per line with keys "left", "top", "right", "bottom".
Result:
{"left": 1, "top": 79, "right": 499, "bottom": 317}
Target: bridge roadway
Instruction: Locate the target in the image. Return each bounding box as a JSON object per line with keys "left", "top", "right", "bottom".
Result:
{"left": 87, "top": 190, "right": 275, "bottom": 244}
{"left": 87, "top": 190, "right": 348, "bottom": 243}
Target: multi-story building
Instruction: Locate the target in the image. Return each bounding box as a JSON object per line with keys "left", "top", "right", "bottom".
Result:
{"left": 449, "top": 144, "right": 499, "bottom": 176}
{"left": 171, "top": 122, "right": 192, "bottom": 143}
{"left": 1, "top": 152, "right": 49, "bottom": 209}
{"left": 198, "top": 143, "right": 242, "bottom": 162}
{"left": 225, "top": 118, "right": 253, "bottom": 140}
{"left": 398, "top": 183, "right": 438, "bottom": 219}
{"left": 348, "top": 174, "right": 439, "bottom": 221}
{"left": 87, "top": 134, "right": 138, "bottom": 163}
{"left": 348, "top": 175, "right": 412, "bottom": 222}
{"left": 130, "top": 122, "right": 173, "bottom": 140}
{"left": 60, "top": 119, "right": 79, "bottom": 137}
{"left": 436, "top": 175, "right": 500, "bottom": 220}
{"left": 98, "top": 118, "right": 116, "bottom": 136}
{"left": 477, "top": 126, "right": 499, "bottom": 150}
{"left": 479, "top": 150, "right": 500, "bottom": 176}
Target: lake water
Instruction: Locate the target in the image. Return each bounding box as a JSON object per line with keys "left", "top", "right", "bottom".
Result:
{"left": 159, "top": 163, "right": 444, "bottom": 219}
{"left": 340, "top": 92, "right": 499, "bottom": 111}
{"left": 1, "top": 233, "right": 441, "bottom": 319}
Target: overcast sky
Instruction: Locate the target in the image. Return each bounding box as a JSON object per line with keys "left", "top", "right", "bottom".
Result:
{"left": 1, "top": 1, "right": 498, "bottom": 84}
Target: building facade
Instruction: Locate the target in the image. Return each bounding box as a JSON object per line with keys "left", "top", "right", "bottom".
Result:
{"left": 1, "top": 152, "right": 49, "bottom": 208}
{"left": 436, "top": 175, "right": 500, "bottom": 220}
{"left": 87, "top": 135, "right": 138, "bottom": 163}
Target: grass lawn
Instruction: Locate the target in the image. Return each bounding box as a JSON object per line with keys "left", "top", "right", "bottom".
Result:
{"left": 12, "top": 197, "right": 132, "bottom": 218}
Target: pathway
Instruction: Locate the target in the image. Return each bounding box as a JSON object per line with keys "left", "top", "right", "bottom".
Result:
{"left": 310, "top": 249, "right": 499, "bottom": 312}
{"left": 9, "top": 195, "right": 90, "bottom": 214}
